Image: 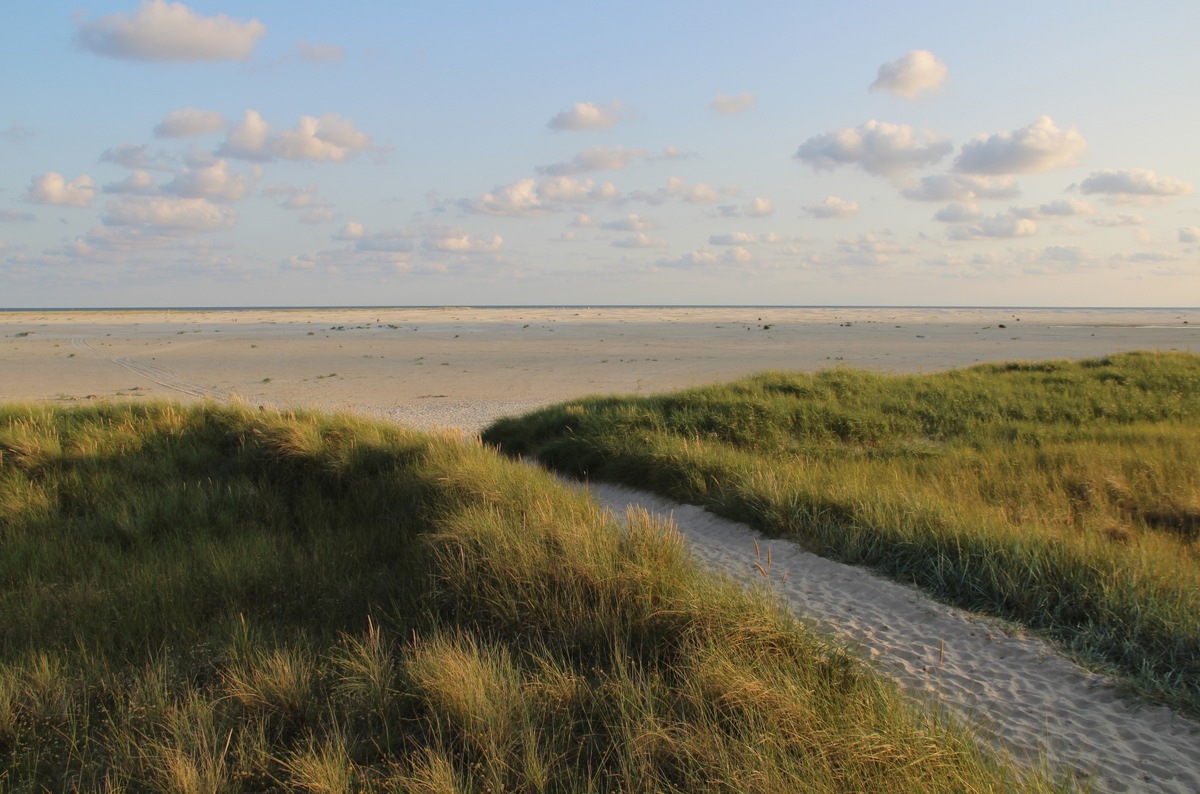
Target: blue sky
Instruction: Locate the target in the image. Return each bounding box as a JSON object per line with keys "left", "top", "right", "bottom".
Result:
{"left": 2, "top": 1, "right": 1197, "bottom": 307}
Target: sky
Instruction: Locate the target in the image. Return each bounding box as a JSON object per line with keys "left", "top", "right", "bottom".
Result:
{"left": 2, "top": 1, "right": 1198, "bottom": 308}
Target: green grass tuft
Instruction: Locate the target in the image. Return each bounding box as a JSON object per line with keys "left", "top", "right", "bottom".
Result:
{"left": 0, "top": 401, "right": 1057, "bottom": 789}
{"left": 483, "top": 351, "right": 1200, "bottom": 717}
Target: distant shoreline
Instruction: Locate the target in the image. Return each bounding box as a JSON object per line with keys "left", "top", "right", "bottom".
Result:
{"left": 4, "top": 306, "right": 1197, "bottom": 434}
{"left": 2, "top": 304, "right": 1198, "bottom": 313}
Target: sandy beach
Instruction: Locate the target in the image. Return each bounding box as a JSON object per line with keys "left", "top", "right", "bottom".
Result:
{"left": 3, "top": 306, "right": 1197, "bottom": 433}
{"left": 3, "top": 306, "right": 1200, "bottom": 791}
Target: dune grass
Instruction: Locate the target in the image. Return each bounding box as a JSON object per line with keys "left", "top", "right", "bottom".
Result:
{"left": 0, "top": 402, "right": 1056, "bottom": 791}
{"left": 482, "top": 351, "right": 1200, "bottom": 718}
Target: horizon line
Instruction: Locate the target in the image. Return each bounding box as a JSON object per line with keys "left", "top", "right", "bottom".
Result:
{"left": 3, "top": 304, "right": 1199, "bottom": 313}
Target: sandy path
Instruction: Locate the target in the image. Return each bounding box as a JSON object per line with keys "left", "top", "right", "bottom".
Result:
{"left": 588, "top": 483, "right": 1200, "bottom": 794}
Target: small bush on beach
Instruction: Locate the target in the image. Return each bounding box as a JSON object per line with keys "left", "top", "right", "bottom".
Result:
{"left": 0, "top": 402, "right": 1053, "bottom": 790}
{"left": 483, "top": 351, "right": 1200, "bottom": 717}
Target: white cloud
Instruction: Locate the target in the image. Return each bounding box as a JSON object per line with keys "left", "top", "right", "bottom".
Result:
{"left": 101, "top": 196, "right": 236, "bottom": 230}
{"left": 49, "top": 238, "right": 97, "bottom": 260}
{"left": 947, "top": 214, "right": 1038, "bottom": 240}
{"left": 676, "top": 179, "right": 720, "bottom": 205}
{"left": 25, "top": 223, "right": 239, "bottom": 270}
{"left": 540, "top": 146, "right": 643, "bottom": 176}
{"left": 602, "top": 214, "right": 656, "bottom": 231}
{"left": 297, "top": 41, "right": 345, "bottom": 63}
{"left": 1078, "top": 168, "right": 1195, "bottom": 200}
{"left": 954, "top": 116, "right": 1086, "bottom": 175}
{"left": 264, "top": 184, "right": 335, "bottom": 224}
{"left": 283, "top": 245, "right": 417, "bottom": 274}
{"left": 632, "top": 176, "right": 723, "bottom": 206}
{"left": 25, "top": 173, "right": 95, "bottom": 208}
{"left": 663, "top": 247, "right": 762, "bottom": 269}
{"left": 612, "top": 233, "right": 667, "bottom": 249}
{"left": 164, "top": 160, "right": 255, "bottom": 201}
{"left": 463, "top": 179, "right": 545, "bottom": 217}
{"left": 900, "top": 174, "right": 1019, "bottom": 202}
{"left": 103, "top": 171, "right": 157, "bottom": 195}
{"left": 281, "top": 254, "right": 318, "bottom": 271}
{"left": 1111, "top": 251, "right": 1179, "bottom": 265}
{"left": 835, "top": 233, "right": 912, "bottom": 264}
{"left": 537, "top": 176, "right": 618, "bottom": 204}
{"left": 423, "top": 225, "right": 503, "bottom": 253}
{"left": 273, "top": 114, "right": 374, "bottom": 162}
{"left": 922, "top": 254, "right": 971, "bottom": 271}
{"left": 569, "top": 213, "right": 597, "bottom": 228}
{"left": 462, "top": 177, "right": 615, "bottom": 217}
{"left": 1041, "top": 245, "right": 1090, "bottom": 265}
{"left": 625, "top": 186, "right": 671, "bottom": 205}
{"left": 537, "top": 145, "right": 682, "bottom": 176}
{"left": 869, "top": 50, "right": 947, "bottom": 99}
{"left": 795, "top": 120, "right": 952, "bottom": 177}
{"left": 333, "top": 222, "right": 364, "bottom": 240}
{"left": 76, "top": 0, "right": 266, "bottom": 62}
{"left": 744, "top": 197, "right": 774, "bottom": 217}
{"left": 100, "top": 143, "right": 173, "bottom": 171}
{"left": 963, "top": 245, "right": 1100, "bottom": 276}
{"left": 548, "top": 101, "right": 622, "bottom": 131}
{"left": 348, "top": 229, "right": 414, "bottom": 253}
{"left": 1180, "top": 227, "right": 1200, "bottom": 243}
{"left": 933, "top": 202, "right": 982, "bottom": 223}
{"left": 217, "top": 110, "right": 272, "bottom": 161}
{"left": 1, "top": 209, "right": 36, "bottom": 222}
{"left": 263, "top": 183, "right": 323, "bottom": 210}
{"left": 710, "top": 92, "right": 756, "bottom": 115}
{"left": 709, "top": 232, "right": 756, "bottom": 246}
{"left": 1091, "top": 214, "right": 1145, "bottom": 228}
{"left": 217, "top": 110, "right": 377, "bottom": 163}
{"left": 723, "top": 247, "right": 753, "bottom": 265}
{"left": 155, "top": 107, "right": 225, "bottom": 138}
{"left": 804, "top": 196, "right": 859, "bottom": 219}
{"left": 1010, "top": 198, "right": 1094, "bottom": 218}
{"left": 657, "top": 249, "right": 758, "bottom": 271}
{"left": 657, "top": 249, "right": 719, "bottom": 269}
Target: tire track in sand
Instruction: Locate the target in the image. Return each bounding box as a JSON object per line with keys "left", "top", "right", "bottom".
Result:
{"left": 589, "top": 482, "right": 1200, "bottom": 794}
{"left": 70, "top": 338, "right": 226, "bottom": 400}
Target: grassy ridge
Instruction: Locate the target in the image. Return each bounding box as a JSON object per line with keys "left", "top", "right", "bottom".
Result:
{"left": 0, "top": 403, "right": 1051, "bottom": 791}
{"left": 482, "top": 351, "right": 1200, "bottom": 716}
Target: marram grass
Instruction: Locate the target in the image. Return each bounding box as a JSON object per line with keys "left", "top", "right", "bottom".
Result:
{"left": 483, "top": 351, "right": 1200, "bottom": 717}
{"left": 0, "top": 402, "right": 1058, "bottom": 790}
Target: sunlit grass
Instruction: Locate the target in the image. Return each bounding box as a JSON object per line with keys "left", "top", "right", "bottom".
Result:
{"left": 483, "top": 350, "right": 1200, "bottom": 716}
{"left": 0, "top": 402, "right": 1057, "bottom": 790}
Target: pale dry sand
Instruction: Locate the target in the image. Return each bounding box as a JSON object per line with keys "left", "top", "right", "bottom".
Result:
{"left": 2, "top": 306, "right": 1197, "bottom": 432}
{"left": 3, "top": 306, "right": 1199, "bottom": 792}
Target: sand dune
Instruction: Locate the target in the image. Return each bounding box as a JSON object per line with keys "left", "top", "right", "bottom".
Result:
{"left": 3, "top": 306, "right": 1199, "bottom": 791}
